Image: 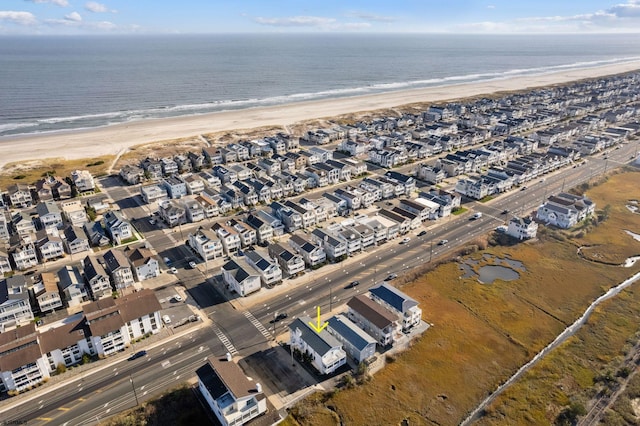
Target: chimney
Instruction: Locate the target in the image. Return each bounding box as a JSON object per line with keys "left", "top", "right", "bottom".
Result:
{"left": 225, "top": 352, "right": 232, "bottom": 361}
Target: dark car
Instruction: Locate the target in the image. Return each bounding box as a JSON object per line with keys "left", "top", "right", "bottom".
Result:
{"left": 501, "top": 209, "right": 509, "bottom": 215}
{"left": 347, "top": 280, "right": 360, "bottom": 288}
{"left": 271, "top": 312, "right": 288, "bottom": 323}
{"left": 385, "top": 273, "right": 398, "bottom": 281}
{"left": 128, "top": 350, "right": 147, "bottom": 361}
{"left": 417, "top": 230, "right": 427, "bottom": 237}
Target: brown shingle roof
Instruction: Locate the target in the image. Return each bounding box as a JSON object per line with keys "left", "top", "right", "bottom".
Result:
{"left": 83, "top": 297, "right": 124, "bottom": 336}
{"left": 125, "top": 247, "right": 154, "bottom": 267}
{"left": 208, "top": 356, "right": 255, "bottom": 399}
{"left": 347, "top": 295, "right": 398, "bottom": 329}
{"left": 38, "top": 318, "right": 89, "bottom": 354}
{"left": 116, "top": 289, "right": 161, "bottom": 323}
{"left": 0, "top": 323, "right": 41, "bottom": 372}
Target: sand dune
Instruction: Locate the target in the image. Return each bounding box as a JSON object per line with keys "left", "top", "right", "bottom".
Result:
{"left": 1, "top": 60, "right": 640, "bottom": 170}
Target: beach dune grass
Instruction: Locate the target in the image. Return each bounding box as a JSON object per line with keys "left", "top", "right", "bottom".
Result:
{"left": 287, "top": 170, "right": 640, "bottom": 425}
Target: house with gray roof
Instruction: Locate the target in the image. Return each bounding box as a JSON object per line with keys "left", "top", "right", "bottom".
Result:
{"left": 369, "top": 282, "right": 422, "bottom": 331}
{"left": 57, "top": 265, "right": 89, "bottom": 307}
{"left": 327, "top": 314, "right": 377, "bottom": 364}
{"left": 288, "top": 234, "right": 326, "bottom": 267}
{"left": 0, "top": 276, "right": 34, "bottom": 332}
{"left": 346, "top": 295, "right": 400, "bottom": 347}
{"left": 83, "top": 255, "right": 112, "bottom": 300}
{"left": 103, "top": 211, "right": 133, "bottom": 245}
{"left": 244, "top": 248, "right": 282, "bottom": 287}
{"left": 289, "top": 316, "right": 347, "bottom": 375}
{"left": 268, "top": 243, "right": 305, "bottom": 277}
{"left": 221, "top": 258, "right": 261, "bottom": 297}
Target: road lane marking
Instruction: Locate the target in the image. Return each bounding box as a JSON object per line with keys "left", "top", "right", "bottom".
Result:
{"left": 57, "top": 407, "right": 70, "bottom": 411}
{"left": 35, "top": 418, "right": 53, "bottom": 422}
{"left": 212, "top": 325, "right": 238, "bottom": 355}
{"left": 243, "top": 311, "right": 273, "bottom": 340}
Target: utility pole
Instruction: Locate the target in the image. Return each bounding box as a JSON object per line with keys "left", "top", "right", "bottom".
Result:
{"left": 429, "top": 240, "right": 434, "bottom": 262}
{"left": 129, "top": 375, "right": 139, "bottom": 406}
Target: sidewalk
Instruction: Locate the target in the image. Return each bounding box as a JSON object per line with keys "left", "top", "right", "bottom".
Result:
{"left": 0, "top": 313, "right": 213, "bottom": 415}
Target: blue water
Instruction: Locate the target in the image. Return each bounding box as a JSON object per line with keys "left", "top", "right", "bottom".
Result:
{"left": 1, "top": 33, "right": 640, "bottom": 137}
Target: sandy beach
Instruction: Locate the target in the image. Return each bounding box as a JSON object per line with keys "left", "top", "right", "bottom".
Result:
{"left": 2, "top": 60, "right": 640, "bottom": 170}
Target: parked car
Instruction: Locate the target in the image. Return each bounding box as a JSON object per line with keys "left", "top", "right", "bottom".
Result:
{"left": 170, "top": 267, "right": 178, "bottom": 274}
{"left": 173, "top": 295, "right": 183, "bottom": 302}
{"left": 385, "top": 273, "right": 398, "bottom": 281}
{"left": 400, "top": 237, "right": 411, "bottom": 244}
{"left": 128, "top": 350, "right": 147, "bottom": 361}
{"left": 163, "top": 257, "right": 171, "bottom": 264}
{"left": 438, "top": 239, "right": 448, "bottom": 245}
{"left": 162, "top": 315, "right": 172, "bottom": 325}
{"left": 188, "top": 261, "right": 197, "bottom": 269}
{"left": 520, "top": 186, "right": 527, "bottom": 191}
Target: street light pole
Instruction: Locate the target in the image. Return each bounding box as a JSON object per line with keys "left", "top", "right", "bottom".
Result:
{"left": 129, "top": 375, "right": 139, "bottom": 406}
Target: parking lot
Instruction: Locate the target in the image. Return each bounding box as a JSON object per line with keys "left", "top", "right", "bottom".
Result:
{"left": 155, "top": 283, "right": 199, "bottom": 329}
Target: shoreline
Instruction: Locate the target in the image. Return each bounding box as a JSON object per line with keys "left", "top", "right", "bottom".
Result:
{"left": 2, "top": 60, "right": 640, "bottom": 170}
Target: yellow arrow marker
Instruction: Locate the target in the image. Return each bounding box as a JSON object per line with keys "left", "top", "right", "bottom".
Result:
{"left": 308, "top": 306, "right": 328, "bottom": 333}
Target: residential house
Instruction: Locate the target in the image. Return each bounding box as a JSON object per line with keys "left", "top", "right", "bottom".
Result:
{"left": 140, "top": 158, "right": 163, "bottom": 179}
{"left": 417, "top": 165, "right": 446, "bottom": 184}
{"left": 310, "top": 228, "right": 347, "bottom": 261}
{"left": 180, "top": 174, "right": 206, "bottom": 195}
{"left": 0, "top": 324, "right": 48, "bottom": 392}
{"left": 196, "top": 355, "right": 268, "bottom": 426}
{"left": 288, "top": 234, "right": 326, "bottom": 267}
{"left": 336, "top": 227, "right": 362, "bottom": 256}
{"left": 103, "top": 211, "right": 133, "bottom": 245}
{"left": 245, "top": 214, "right": 274, "bottom": 244}
{"left": 283, "top": 200, "right": 316, "bottom": 228}
{"left": 11, "top": 242, "right": 38, "bottom": 271}
{"left": 83, "top": 221, "right": 110, "bottom": 247}
{"left": 140, "top": 184, "right": 168, "bottom": 204}
{"left": 268, "top": 243, "right": 305, "bottom": 277}
{"left": 183, "top": 197, "right": 205, "bottom": 223}
{"left": 62, "top": 225, "right": 90, "bottom": 255}
{"left": 369, "top": 282, "right": 422, "bottom": 331}
{"left": 162, "top": 176, "right": 187, "bottom": 199}
{"left": 7, "top": 183, "right": 33, "bottom": 208}
{"left": 158, "top": 199, "right": 186, "bottom": 228}
{"left": 36, "top": 201, "right": 63, "bottom": 230}
{"left": 289, "top": 316, "right": 347, "bottom": 375}
{"left": 60, "top": 199, "right": 88, "bottom": 227}
{"left": 244, "top": 249, "right": 282, "bottom": 287}
{"left": 391, "top": 207, "right": 421, "bottom": 230}
{"left": 385, "top": 171, "right": 416, "bottom": 195}
{"left": 399, "top": 199, "right": 437, "bottom": 222}
{"left": 212, "top": 222, "right": 241, "bottom": 256}
{"left": 13, "top": 211, "right": 36, "bottom": 237}
{"left": 71, "top": 170, "right": 95, "bottom": 193}
{"left": 160, "top": 157, "right": 178, "bottom": 175}
{"left": 30, "top": 272, "right": 63, "bottom": 314}
{"left": 221, "top": 258, "right": 262, "bottom": 297}
{"left": 377, "top": 209, "right": 410, "bottom": 235}
{"left": 83, "top": 289, "right": 162, "bottom": 357}
{"left": 537, "top": 192, "right": 595, "bottom": 229}
{"left": 103, "top": 249, "right": 135, "bottom": 291}
{"left": 0, "top": 247, "right": 11, "bottom": 274}
{"left": 0, "top": 215, "right": 9, "bottom": 244}
{"left": 327, "top": 314, "right": 377, "bottom": 364}
{"left": 119, "top": 164, "right": 145, "bottom": 185}
{"left": 83, "top": 255, "right": 112, "bottom": 300}
{"left": 38, "top": 317, "right": 92, "bottom": 375}
{"left": 0, "top": 276, "right": 34, "bottom": 332}
{"left": 334, "top": 188, "right": 361, "bottom": 211}
{"left": 36, "top": 231, "right": 65, "bottom": 262}
{"left": 202, "top": 147, "right": 224, "bottom": 166}
{"left": 256, "top": 210, "right": 285, "bottom": 236}
{"left": 507, "top": 216, "right": 539, "bottom": 240}
{"left": 57, "top": 265, "right": 89, "bottom": 307}
{"left": 346, "top": 295, "right": 400, "bottom": 347}
{"left": 188, "top": 228, "right": 224, "bottom": 261}
{"left": 229, "top": 219, "right": 257, "bottom": 248}
{"left": 195, "top": 194, "right": 220, "bottom": 219}
{"left": 35, "top": 176, "right": 71, "bottom": 200}
{"left": 125, "top": 246, "right": 160, "bottom": 282}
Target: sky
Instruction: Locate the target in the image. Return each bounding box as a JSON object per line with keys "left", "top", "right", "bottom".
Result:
{"left": 1, "top": 0, "right": 640, "bottom": 35}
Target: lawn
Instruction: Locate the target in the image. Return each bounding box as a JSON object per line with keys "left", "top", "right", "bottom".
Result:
{"left": 286, "top": 169, "right": 640, "bottom": 425}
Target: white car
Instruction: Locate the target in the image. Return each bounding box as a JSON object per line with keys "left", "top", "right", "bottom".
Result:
{"left": 162, "top": 315, "right": 171, "bottom": 325}
{"left": 170, "top": 267, "right": 178, "bottom": 274}
{"left": 188, "top": 261, "right": 197, "bottom": 269}
{"left": 400, "top": 237, "right": 411, "bottom": 244}
{"left": 173, "top": 295, "right": 183, "bottom": 302}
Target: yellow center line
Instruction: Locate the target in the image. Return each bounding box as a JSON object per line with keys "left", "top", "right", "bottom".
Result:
{"left": 35, "top": 418, "right": 53, "bottom": 422}
{"left": 57, "top": 407, "right": 70, "bottom": 411}
{"left": 77, "top": 397, "right": 86, "bottom": 402}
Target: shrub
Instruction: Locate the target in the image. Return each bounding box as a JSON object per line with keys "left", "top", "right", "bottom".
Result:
{"left": 56, "top": 363, "right": 67, "bottom": 375}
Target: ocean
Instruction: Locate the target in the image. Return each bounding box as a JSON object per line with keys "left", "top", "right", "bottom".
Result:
{"left": 1, "top": 33, "right": 640, "bottom": 137}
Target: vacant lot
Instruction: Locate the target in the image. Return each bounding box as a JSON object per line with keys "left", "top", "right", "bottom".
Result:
{"left": 287, "top": 170, "right": 640, "bottom": 425}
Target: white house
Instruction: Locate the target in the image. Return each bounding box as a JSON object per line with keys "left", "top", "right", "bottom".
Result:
{"left": 0, "top": 276, "right": 34, "bottom": 332}
{"left": 507, "top": 216, "right": 539, "bottom": 240}
{"left": 103, "top": 211, "right": 133, "bottom": 245}
{"left": 31, "top": 272, "right": 63, "bottom": 314}
{"left": 289, "top": 316, "right": 347, "bottom": 375}
{"left": 57, "top": 265, "right": 89, "bottom": 307}
{"left": 188, "top": 228, "right": 224, "bottom": 261}
{"left": 83, "top": 255, "right": 113, "bottom": 300}
{"left": 102, "top": 249, "right": 135, "bottom": 290}
{"left": 244, "top": 249, "right": 282, "bottom": 287}
{"left": 369, "top": 282, "right": 422, "bottom": 332}
{"left": 346, "top": 295, "right": 400, "bottom": 347}
{"left": 221, "top": 259, "right": 261, "bottom": 297}
{"left": 196, "top": 355, "right": 268, "bottom": 426}
{"left": 537, "top": 193, "right": 595, "bottom": 229}
{"left": 125, "top": 246, "right": 160, "bottom": 282}
{"left": 0, "top": 324, "right": 49, "bottom": 393}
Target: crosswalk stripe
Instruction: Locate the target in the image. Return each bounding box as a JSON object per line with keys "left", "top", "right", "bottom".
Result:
{"left": 243, "top": 311, "right": 273, "bottom": 340}
{"left": 212, "top": 325, "right": 238, "bottom": 355}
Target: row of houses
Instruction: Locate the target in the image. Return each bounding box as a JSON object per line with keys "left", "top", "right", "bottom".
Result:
{"left": 0, "top": 289, "right": 162, "bottom": 393}
{"left": 289, "top": 282, "right": 423, "bottom": 375}
{"left": 2, "top": 170, "right": 96, "bottom": 209}
{"left": 0, "top": 246, "right": 159, "bottom": 332}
